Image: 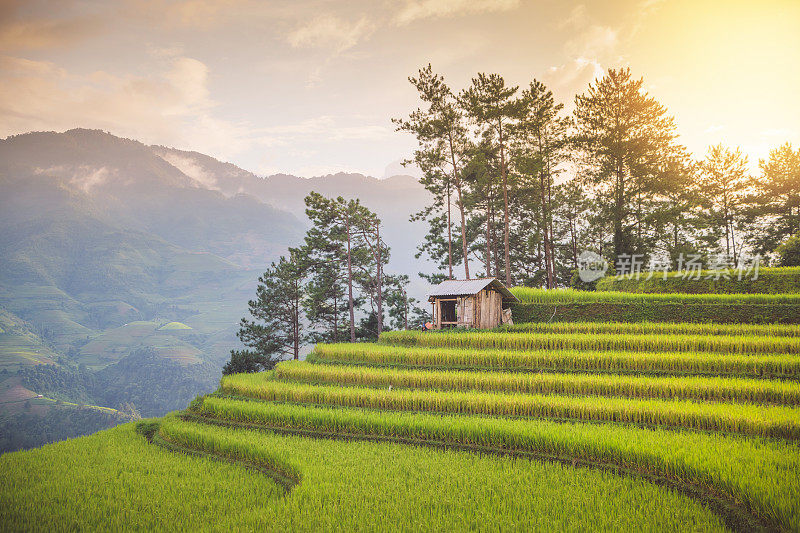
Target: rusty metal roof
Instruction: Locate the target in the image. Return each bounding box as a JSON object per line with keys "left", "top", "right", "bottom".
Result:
{"left": 427, "top": 278, "right": 519, "bottom": 302}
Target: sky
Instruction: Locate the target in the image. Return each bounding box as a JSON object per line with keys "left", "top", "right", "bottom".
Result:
{"left": 1, "top": 0, "right": 799, "bottom": 178}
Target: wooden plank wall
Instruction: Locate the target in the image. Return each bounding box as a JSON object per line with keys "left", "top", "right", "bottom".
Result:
{"left": 434, "top": 289, "right": 503, "bottom": 329}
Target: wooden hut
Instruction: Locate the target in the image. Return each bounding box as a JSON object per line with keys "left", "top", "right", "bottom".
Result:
{"left": 428, "top": 278, "right": 519, "bottom": 330}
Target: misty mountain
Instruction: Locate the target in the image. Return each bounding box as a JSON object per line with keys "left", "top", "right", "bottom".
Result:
{"left": 0, "top": 128, "right": 431, "bottom": 450}
{"left": 152, "top": 145, "right": 432, "bottom": 277}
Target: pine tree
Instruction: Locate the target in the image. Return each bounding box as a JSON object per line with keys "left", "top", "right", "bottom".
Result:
{"left": 223, "top": 253, "right": 306, "bottom": 375}
{"left": 350, "top": 203, "right": 390, "bottom": 335}
{"left": 384, "top": 274, "right": 419, "bottom": 331}
{"left": 747, "top": 143, "right": 800, "bottom": 255}
{"left": 395, "top": 65, "right": 472, "bottom": 280}
{"left": 300, "top": 202, "right": 351, "bottom": 343}
{"left": 697, "top": 144, "right": 750, "bottom": 263}
{"left": 573, "top": 68, "right": 684, "bottom": 266}
{"left": 460, "top": 73, "right": 522, "bottom": 285}
{"left": 305, "top": 193, "right": 364, "bottom": 343}
{"left": 515, "top": 79, "right": 571, "bottom": 288}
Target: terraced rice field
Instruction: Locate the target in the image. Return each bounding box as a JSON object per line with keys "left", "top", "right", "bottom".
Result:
{"left": 510, "top": 287, "right": 800, "bottom": 305}
{"left": 4, "top": 320, "right": 800, "bottom": 531}
{"left": 195, "top": 323, "right": 800, "bottom": 531}
{"left": 1, "top": 422, "right": 729, "bottom": 531}
{"left": 501, "top": 320, "right": 800, "bottom": 338}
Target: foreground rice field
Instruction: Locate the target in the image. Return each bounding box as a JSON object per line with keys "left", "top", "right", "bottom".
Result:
{"left": 0, "top": 419, "right": 729, "bottom": 531}
{"left": 3, "top": 316, "right": 800, "bottom": 531}
{"left": 191, "top": 396, "right": 800, "bottom": 530}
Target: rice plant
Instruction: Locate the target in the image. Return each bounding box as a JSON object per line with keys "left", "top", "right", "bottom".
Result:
{"left": 501, "top": 320, "right": 800, "bottom": 338}
{"left": 0, "top": 420, "right": 728, "bottom": 532}
{"left": 0, "top": 423, "right": 286, "bottom": 531}
{"left": 192, "top": 396, "right": 800, "bottom": 531}
{"left": 378, "top": 330, "right": 800, "bottom": 355}
{"left": 509, "top": 287, "right": 800, "bottom": 305}
{"left": 274, "top": 360, "right": 800, "bottom": 405}
{"left": 312, "top": 343, "right": 800, "bottom": 379}
{"left": 157, "top": 417, "right": 728, "bottom": 532}
{"left": 219, "top": 375, "right": 800, "bottom": 439}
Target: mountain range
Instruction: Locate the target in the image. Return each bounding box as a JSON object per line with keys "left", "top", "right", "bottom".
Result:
{"left": 0, "top": 128, "right": 431, "bottom": 451}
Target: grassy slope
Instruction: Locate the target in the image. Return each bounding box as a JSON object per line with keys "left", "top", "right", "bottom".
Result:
{"left": 0, "top": 309, "right": 59, "bottom": 371}
{"left": 274, "top": 360, "right": 800, "bottom": 405}
{"left": 501, "top": 320, "right": 800, "bottom": 337}
{"left": 0, "top": 422, "right": 725, "bottom": 532}
{"left": 79, "top": 321, "right": 202, "bottom": 368}
{"left": 219, "top": 374, "right": 800, "bottom": 439}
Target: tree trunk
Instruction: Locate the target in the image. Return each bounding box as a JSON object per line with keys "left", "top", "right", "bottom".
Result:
{"left": 403, "top": 289, "right": 408, "bottom": 330}
{"left": 546, "top": 154, "right": 556, "bottom": 286}
{"left": 293, "top": 276, "right": 300, "bottom": 360}
{"left": 448, "top": 134, "right": 470, "bottom": 280}
{"left": 569, "top": 216, "right": 578, "bottom": 268}
{"left": 345, "top": 209, "right": 356, "bottom": 343}
{"left": 499, "top": 122, "right": 512, "bottom": 286}
{"left": 376, "top": 220, "right": 383, "bottom": 335}
{"left": 540, "top": 170, "right": 553, "bottom": 289}
{"left": 446, "top": 179, "right": 453, "bottom": 280}
{"left": 333, "top": 291, "right": 338, "bottom": 343}
{"left": 485, "top": 189, "right": 492, "bottom": 277}
{"left": 613, "top": 156, "right": 626, "bottom": 260}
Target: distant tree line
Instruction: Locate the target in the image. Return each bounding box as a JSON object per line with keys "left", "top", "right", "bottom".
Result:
{"left": 19, "top": 348, "right": 218, "bottom": 418}
{"left": 396, "top": 66, "right": 800, "bottom": 288}
{"left": 0, "top": 405, "right": 126, "bottom": 454}
{"left": 224, "top": 193, "right": 423, "bottom": 375}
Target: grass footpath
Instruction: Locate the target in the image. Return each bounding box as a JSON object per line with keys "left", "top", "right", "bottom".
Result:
{"left": 509, "top": 287, "right": 800, "bottom": 305}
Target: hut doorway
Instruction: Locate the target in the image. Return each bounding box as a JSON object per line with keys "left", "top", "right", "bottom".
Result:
{"left": 440, "top": 300, "right": 457, "bottom": 324}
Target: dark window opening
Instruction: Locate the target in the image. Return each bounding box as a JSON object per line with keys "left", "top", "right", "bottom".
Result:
{"left": 441, "top": 300, "right": 456, "bottom": 323}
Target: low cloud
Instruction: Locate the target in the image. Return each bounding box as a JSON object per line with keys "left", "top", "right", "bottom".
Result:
{"left": 395, "top": 0, "right": 520, "bottom": 25}
{"left": 287, "top": 14, "right": 374, "bottom": 53}
{"left": 254, "top": 115, "right": 392, "bottom": 145}
{"left": 0, "top": 53, "right": 256, "bottom": 160}
{"left": 35, "top": 165, "right": 112, "bottom": 193}
{"left": 156, "top": 151, "right": 219, "bottom": 189}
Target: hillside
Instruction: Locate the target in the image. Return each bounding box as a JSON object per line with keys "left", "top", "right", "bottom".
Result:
{"left": 152, "top": 146, "right": 432, "bottom": 280}
{"left": 2, "top": 305, "right": 799, "bottom": 530}
{"left": 0, "top": 374, "right": 133, "bottom": 453}
{"left": 0, "top": 129, "right": 297, "bottom": 449}
{"left": 0, "top": 129, "right": 431, "bottom": 451}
